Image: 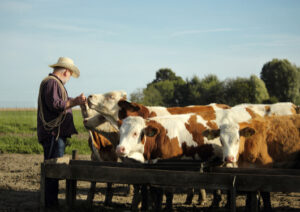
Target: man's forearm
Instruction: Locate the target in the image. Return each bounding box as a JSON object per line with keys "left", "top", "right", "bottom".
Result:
{"left": 65, "top": 98, "right": 76, "bottom": 110}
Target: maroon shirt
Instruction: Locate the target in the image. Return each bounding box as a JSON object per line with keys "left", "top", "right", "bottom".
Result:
{"left": 37, "top": 74, "right": 77, "bottom": 143}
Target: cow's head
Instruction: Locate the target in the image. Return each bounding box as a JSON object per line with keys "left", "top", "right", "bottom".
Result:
{"left": 116, "top": 116, "right": 146, "bottom": 162}
{"left": 88, "top": 90, "right": 127, "bottom": 122}
{"left": 202, "top": 123, "right": 255, "bottom": 163}
{"left": 80, "top": 102, "right": 118, "bottom": 133}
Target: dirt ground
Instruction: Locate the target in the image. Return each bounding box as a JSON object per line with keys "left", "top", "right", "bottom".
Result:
{"left": 0, "top": 153, "right": 299, "bottom": 212}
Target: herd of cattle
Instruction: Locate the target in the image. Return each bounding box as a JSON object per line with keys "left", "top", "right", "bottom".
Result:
{"left": 79, "top": 90, "right": 300, "bottom": 210}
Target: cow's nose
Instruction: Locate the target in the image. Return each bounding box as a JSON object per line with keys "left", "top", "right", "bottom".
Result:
{"left": 225, "top": 156, "right": 235, "bottom": 163}
{"left": 116, "top": 146, "right": 125, "bottom": 155}
{"left": 88, "top": 95, "right": 93, "bottom": 99}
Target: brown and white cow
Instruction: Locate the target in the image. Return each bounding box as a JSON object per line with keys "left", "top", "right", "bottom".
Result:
{"left": 203, "top": 113, "right": 300, "bottom": 210}
{"left": 203, "top": 102, "right": 298, "bottom": 163}
{"left": 204, "top": 114, "right": 300, "bottom": 168}
{"left": 116, "top": 114, "right": 223, "bottom": 164}
{"left": 116, "top": 113, "right": 224, "bottom": 209}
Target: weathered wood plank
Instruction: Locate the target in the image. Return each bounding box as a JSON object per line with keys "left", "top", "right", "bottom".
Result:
{"left": 69, "top": 160, "right": 300, "bottom": 175}
{"left": 211, "top": 167, "right": 300, "bottom": 176}
{"left": 45, "top": 163, "right": 70, "bottom": 179}
{"left": 235, "top": 174, "right": 300, "bottom": 192}
{"left": 69, "top": 159, "right": 204, "bottom": 171}
{"left": 68, "top": 165, "right": 234, "bottom": 190}
{"left": 44, "top": 162, "right": 300, "bottom": 193}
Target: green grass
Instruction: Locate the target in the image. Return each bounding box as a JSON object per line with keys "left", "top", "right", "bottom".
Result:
{"left": 0, "top": 109, "right": 91, "bottom": 155}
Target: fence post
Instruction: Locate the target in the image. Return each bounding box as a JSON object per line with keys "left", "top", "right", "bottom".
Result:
{"left": 249, "top": 191, "right": 259, "bottom": 212}
{"left": 230, "top": 175, "right": 236, "bottom": 212}
{"left": 66, "top": 150, "right": 78, "bottom": 208}
{"left": 40, "top": 163, "right": 45, "bottom": 212}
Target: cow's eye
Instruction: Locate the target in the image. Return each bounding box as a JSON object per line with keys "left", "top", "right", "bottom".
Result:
{"left": 106, "top": 95, "right": 115, "bottom": 100}
{"left": 133, "top": 132, "right": 137, "bottom": 137}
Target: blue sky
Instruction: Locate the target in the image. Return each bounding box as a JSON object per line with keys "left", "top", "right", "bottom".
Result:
{"left": 0, "top": 0, "right": 300, "bottom": 107}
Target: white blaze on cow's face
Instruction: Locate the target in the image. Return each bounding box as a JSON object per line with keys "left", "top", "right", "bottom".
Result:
{"left": 88, "top": 91, "right": 127, "bottom": 120}
{"left": 116, "top": 116, "right": 146, "bottom": 162}
{"left": 219, "top": 123, "right": 240, "bottom": 163}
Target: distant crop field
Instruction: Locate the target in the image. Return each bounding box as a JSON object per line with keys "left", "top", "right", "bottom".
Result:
{"left": 0, "top": 109, "right": 90, "bottom": 155}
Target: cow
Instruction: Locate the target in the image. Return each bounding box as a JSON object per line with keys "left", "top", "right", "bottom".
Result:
{"left": 116, "top": 114, "right": 224, "bottom": 210}
{"left": 202, "top": 112, "right": 300, "bottom": 211}
{"left": 203, "top": 114, "right": 300, "bottom": 168}
{"left": 80, "top": 102, "right": 120, "bottom": 206}
{"left": 116, "top": 114, "right": 223, "bottom": 162}
{"left": 202, "top": 102, "right": 298, "bottom": 163}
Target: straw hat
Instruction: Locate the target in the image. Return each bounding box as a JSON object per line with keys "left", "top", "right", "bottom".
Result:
{"left": 49, "top": 57, "right": 80, "bottom": 78}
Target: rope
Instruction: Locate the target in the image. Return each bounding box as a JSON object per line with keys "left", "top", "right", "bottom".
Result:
{"left": 38, "top": 75, "right": 68, "bottom": 141}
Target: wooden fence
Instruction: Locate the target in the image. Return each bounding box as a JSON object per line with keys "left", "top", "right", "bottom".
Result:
{"left": 40, "top": 153, "right": 300, "bottom": 212}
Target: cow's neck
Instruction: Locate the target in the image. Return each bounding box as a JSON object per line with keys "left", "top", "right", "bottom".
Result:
{"left": 102, "top": 114, "right": 119, "bottom": 131}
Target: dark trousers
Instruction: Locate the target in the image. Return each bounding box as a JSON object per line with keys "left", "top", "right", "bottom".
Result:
{"left": 43, "top": 136, "right": 66, "bottom": 207}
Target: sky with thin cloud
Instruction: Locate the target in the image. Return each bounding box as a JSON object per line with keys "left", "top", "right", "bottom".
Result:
{"left": 0, "top": 0, "right": 300, "bottom": 107}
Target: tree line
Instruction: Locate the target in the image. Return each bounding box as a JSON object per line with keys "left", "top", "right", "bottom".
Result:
{"left": 130, "top": 59, "right": 300, "bottom": 107}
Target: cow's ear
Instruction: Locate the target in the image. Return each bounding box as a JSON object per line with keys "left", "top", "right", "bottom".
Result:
{"left": 144, "top": 126, "right": 158, "bottom": 137}
{"left": 118, "top": 100, "right": 140, "bottom": 112}
{"left": 202, "top": 129, "right": 220, "bottom": 140}
{"left": 118, "top": 100, "right": 130, "bottom": 108}
{"left": 239, "top": 127, "right": 255, "bottom": 137}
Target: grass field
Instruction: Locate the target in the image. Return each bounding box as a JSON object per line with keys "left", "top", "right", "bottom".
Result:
{"left": 0, "top": 109, "right": 91, "bottom": 155}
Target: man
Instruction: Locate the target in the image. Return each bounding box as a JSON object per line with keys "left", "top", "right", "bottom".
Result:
{"left": 37, "top": 57, "right": 86, "bottom": 208}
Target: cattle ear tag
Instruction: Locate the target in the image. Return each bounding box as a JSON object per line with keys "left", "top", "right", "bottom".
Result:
{"left": 202, "top": 129, "right": 220, "bottom": 140}
{"left": 239, "top": 127, "right": 255, "bottom": 137}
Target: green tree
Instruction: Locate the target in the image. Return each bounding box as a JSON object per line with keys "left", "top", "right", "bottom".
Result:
{"left": 142, "top": 85, "right": 164, "bottom": 106}
{"left": 224, "top": 75, "right": 271, "bottom": 106}
{"left": 198, "top": 75, "right": 225, "bottom": 104}
{"left": 224, "top": 77, "right": 252, "bottom": 106}
{"left": 144, "top": 68, "right": 185, "bottom": 106}
{"left": 180, "top": 76, "right": 202, "bottom": 106}
{"left": 260, "top": 59, "right": 300, "bottom": 103}
{"left": 249, "top": 75, "right": 269, "bottom": 103}
{"left": 151, "top": 68, "right": 181, "bottom": 83}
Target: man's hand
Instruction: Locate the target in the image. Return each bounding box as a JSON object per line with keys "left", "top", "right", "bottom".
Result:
{"left": 65, "top": 93, "right": 87, "bottom": 109}
{"left": 74, "top": 93, "right": 87, "bottom": 106}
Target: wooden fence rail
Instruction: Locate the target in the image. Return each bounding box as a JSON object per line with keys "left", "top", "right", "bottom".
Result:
{"left": 40, "top": 158, "right": 300, "bottom": 212}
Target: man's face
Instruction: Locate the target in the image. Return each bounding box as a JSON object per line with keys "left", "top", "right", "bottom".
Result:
{"left": 62, "top": 69, "right": 72, "bottom": 84}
